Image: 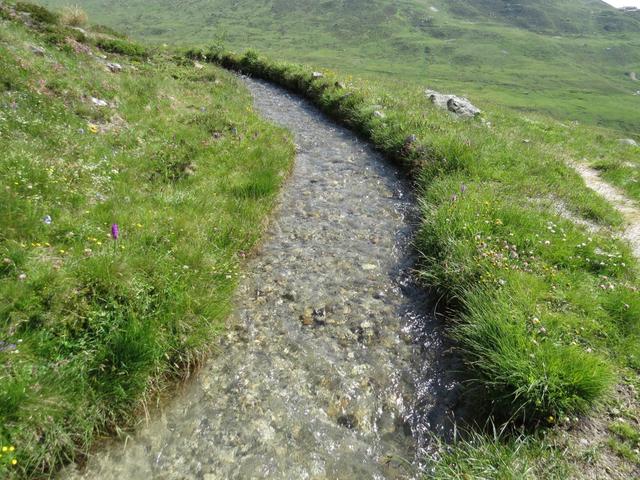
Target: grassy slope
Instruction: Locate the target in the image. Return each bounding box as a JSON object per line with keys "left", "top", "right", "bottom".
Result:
{"left": 197, "top": 47, "right": 640, "bottom": 477}
{"left": 35, "top": 0, "right": 640, "bottom": 133}
{"left": 0, "top": 3, "right": 293, "bottom": 477}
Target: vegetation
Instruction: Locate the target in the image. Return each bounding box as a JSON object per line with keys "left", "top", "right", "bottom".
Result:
{"left": 36, "top": 0, "right": 640, "bottom": 133}
{"left": 190, "top": 46, "right": 640, "bottom": 475}
{"left": 2, "top": 1, "right": 639, "bottom": 478}
{"left": 0, "top": 3, "right": 293, "bottom": 477}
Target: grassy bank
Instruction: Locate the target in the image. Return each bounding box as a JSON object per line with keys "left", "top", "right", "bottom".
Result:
{"left": 0, "top": 4, "right": 293, "bottom": 477}
{"left": 190, "top": 47, "right": 640, "bottom": 474}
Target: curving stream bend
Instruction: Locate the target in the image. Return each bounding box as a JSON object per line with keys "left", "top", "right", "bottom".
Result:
{"left": 63, "top": 77, "right": 459, "bottom": 480}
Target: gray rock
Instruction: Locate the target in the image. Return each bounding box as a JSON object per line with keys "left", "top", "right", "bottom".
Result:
{"left": 630, "top": 71, "right": 637, "bottom": 81}
{"left": 425, "top": 88, "right": 481, "bottom": 118}
{"left": 90, "top": 97, "right": 109, "bottom": 107}
{"left": 106, "top": 62, "right": 123, "bottom": 73}
{"left": 619, "top": 138, "right": 638, "bottom": 147}
{"left": 373, "top": 110, "right": 385, "bottom": 119}
{"left": 29, "top": 44, "right": 46, "bottom": 56}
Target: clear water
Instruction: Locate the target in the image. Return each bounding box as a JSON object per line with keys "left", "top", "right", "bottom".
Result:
{"left": 63, "top": 77, "right": 459, "bottom": 480}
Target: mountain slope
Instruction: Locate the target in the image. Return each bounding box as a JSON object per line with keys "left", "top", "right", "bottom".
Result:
{"left": 35, "top": 0, "right": 640, "bottom": 132}
{"left": 0, "top": 2, "right": 292, "bottom": 476}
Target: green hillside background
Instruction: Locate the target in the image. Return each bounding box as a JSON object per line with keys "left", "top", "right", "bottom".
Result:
{"left": 37, "top": 0, "right": 640, "bottom": 133}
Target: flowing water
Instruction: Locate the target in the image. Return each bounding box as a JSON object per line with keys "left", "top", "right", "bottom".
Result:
{"left": 63, "top": 77, "right": 459, "bottom": 480}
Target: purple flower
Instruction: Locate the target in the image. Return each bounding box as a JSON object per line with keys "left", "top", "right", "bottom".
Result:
{"left": 111, "top": 224, "right": 119, "bottom": 241}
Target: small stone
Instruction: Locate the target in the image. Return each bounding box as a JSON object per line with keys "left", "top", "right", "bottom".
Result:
{"left": 361, "top": 263, "right": 377, "bottom": 271}
{"left": 618, "top": 138, "right": 638, "bottom": 147}
{"left": 18, "top": 273, "right": 27, "bottom": 281}
{"left": 29, "top": 44, "right": 46, "bottom": 56}
{"left": 194, "top": 61, "right": 205, "bottom": 70}
{"left": 282, "top": 290, "right": 296, "bottom": 302}
{"left": 300, "top": 307, "right": 314, "bottom": 326}
{"left": 312, "top": 71, "right": 324, "bottom": 78}
{"left": 90, "top": 97, "right": 109, "bottom": 107}
{"left": 373, "top": 110, "right": 385, "bottom": 119}
{"left": 106, "top": 62, "right": 122, "bottom": 73}
{"left": 337, "top": 414, "right": 357, "bottom": 429}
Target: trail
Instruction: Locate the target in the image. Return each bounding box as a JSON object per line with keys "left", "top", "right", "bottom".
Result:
{"left": 62, "top": 76, "right": 458, "bottom": 479}
{"left": 573, "top": 163, "right": 640, "bottom": 258}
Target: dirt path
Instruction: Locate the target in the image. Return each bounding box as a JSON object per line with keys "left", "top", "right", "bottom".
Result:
{"left": 573, "top": 163, "right": 640, "bottom": 258}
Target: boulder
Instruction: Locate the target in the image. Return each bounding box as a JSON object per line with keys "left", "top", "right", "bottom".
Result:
{"left": 630, "top": 72, "right": 638, "bottom": 81}
{"left": 619, "top": 138, "right": 638, "bottom": 147}
{"left": 425, "top": 88, "right": 481, "bottom": 118}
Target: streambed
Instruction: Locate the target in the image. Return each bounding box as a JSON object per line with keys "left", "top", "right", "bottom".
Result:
{"left": 63, "top": 77, "right": 458, "bottom": 479}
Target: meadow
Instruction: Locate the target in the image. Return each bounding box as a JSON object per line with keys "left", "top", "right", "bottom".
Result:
{"left": 0, "top": 3, "right": 292, "bottom": 476}
{"left": 36, "top": 0, "right": 640, "bottom": 133}
{"left": 1, "top": 1, "right": 640, "bottom": 478}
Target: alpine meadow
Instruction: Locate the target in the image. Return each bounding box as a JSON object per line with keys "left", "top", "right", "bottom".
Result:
{"left": 1, "top": 1, "right": 639, "bottom": 479}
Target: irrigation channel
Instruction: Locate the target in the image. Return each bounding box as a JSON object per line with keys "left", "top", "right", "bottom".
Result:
{"left": 63, "top": 77, "right": 461, "bottom": 479}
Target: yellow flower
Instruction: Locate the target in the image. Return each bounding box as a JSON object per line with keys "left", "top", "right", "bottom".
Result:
{"left": 136, "top": 223, "right": 143, "bottom": 228}
{"left": 547, "top": 416, "right": 555, "bottom": 424}
{"left": 9, "top": 446, "right": 15, "bottom": 452}
{"left": 11, "top": 459, "right": 17, "bottom": 465}
{"left": 1, "top": 446, "right": 7, "bottom": 452}
{"left": 88, "top": 123, "right": 99, "bottom": 134}
{"left": 59, "top": 249, "right": 65, "bottom": 254}
{"left": 96, "top": 241, "right": 102, "bottom": 246}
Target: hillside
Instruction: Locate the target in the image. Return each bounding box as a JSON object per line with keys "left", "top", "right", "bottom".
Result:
{"left": 0, "top": 2, "right": 292, "bottom": 476}
{"left": 36, "top": 0, "right": 640, "bottom": 133}
{"left": 2, "top": 1, "right": 640, "bottom": 479}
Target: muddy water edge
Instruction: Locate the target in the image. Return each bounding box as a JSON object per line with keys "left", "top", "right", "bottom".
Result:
{"left": 62, "top": 76, "right": 461, "bottom": 479}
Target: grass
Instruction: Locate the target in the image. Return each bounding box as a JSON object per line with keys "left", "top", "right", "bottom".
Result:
{"left": 194, "top": 47, "right": 640, "bottom": 475}
{"left": 0, "top": 3, "right": 293, "bottom": 478}
{"left": 34, "top": 0, "right": 640, "bottom": 133}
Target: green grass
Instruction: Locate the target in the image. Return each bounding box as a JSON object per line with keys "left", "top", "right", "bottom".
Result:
{"left": 199, "top": 47, "right": 640, "bottom": 475}
{"left": 0, "top": 4, "right": 293, "bottom": 478}
{"left": 34, "top": 0, "right": 640, "bottom": 133}
{"left": 430, "top": 427, "right": 570, "bottom": 479}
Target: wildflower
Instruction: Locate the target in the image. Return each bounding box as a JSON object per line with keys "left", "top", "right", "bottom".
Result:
{"left": 495, "top": 219, "right": 503, "bottom": 225}
{"left": 1, "top": 446, "right": 6, "bottom": 452}
{"left": 111, "top": 224, "right": 119, "bottom": 240}
{"left": 18, "top": 273, "right": 26, "bottom": 281}
{"left": 11, "top": 459, "right": 17, "bottom": 465}
{"left": 88, "top": 123, "right": 99, "bottom": 134}
{"left": 9, "top": 446, "right": 14, "bottom": 452}
{"left": 547, "top": 416, "right": 555, "bottom": 424}
{"left": 43, "top": 215, "right": 52, "bottom": 224}
{"left": 59, "top": 249, "right": 65, "bottom": 254}
{"left": 460, "top": 184, "right": 467, "bottom": 194}
{"left": 136, "top": 223, "right": 142, "bottom": 228}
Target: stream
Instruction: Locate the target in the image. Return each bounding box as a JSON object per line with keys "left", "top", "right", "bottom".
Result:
{"left": 62, "top": 76, "right": 459, "bottom": 479}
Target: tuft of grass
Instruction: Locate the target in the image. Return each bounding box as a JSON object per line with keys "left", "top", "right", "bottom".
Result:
{"left": 15, "top": 1, "right": 58, "bottom": 24}
{"left": 430, "top": 427, "right": 570, "bottom": 479}
{"left": 60, "top": 4, "right": 87, "bottom": 27}
{"left": 95, "top": 37, "right": 147, "bottom": 58}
